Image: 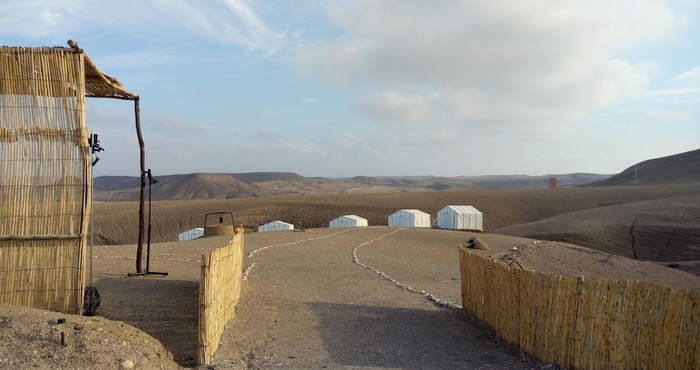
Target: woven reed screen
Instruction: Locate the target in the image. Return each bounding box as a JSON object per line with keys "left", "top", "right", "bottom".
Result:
{"left": 198, "top": 227, "right": 245, "bottom": 365}
{"left": 460, "top": 246, "right": 700, "bottom": 369}
{"left": 0, "top": 47, "right": 90, "bottom": 314}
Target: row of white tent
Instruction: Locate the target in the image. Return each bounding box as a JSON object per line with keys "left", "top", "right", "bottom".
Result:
{"left": 179, "top": 205, "right": 483, "bottom": 240}
{"left": 258, "top": 205, "right": 482, "bottom": 232}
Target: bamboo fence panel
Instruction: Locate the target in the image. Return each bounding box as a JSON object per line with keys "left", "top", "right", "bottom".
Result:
{"left": 198, "top": 226, "right": 245, "bottom": 365}
{"left": 459, "top": 246, "right": 700, "bottom": 370}
{"left": 0, "top": 47, "right": 89, "bottom": 314}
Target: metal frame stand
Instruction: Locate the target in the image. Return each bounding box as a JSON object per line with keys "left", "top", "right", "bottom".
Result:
{"left": 128, "top": 169, "right": 168, "bottom": 277}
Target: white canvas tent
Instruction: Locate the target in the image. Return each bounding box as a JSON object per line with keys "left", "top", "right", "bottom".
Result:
{"left": 437, "top": 205, "right": 483, "bottom": 231}
{"left": 388, "top": 209, "right": 431, "bottom": 227}
{"left": 258, "top": 221, "right": 294, "bottom": 232}
{"left": 329, "top": 215, "right": 368, "bottom": 228}
{"left": 178, "top": 228, "right": 205, "bottom": 241}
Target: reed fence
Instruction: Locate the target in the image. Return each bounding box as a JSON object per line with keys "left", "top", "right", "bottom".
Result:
{"left": 198, "top": 226, "right": 245, "bottom": 365}
{"left": 0, "top": 46, "right": 90, "bottom": 314}
{"left": 459, "top": 246, "right": 700, "bottom": 369}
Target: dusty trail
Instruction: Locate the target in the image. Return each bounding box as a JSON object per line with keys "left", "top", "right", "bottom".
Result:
{"left": 212, "top": 228, "right": 547, "bottom": 369}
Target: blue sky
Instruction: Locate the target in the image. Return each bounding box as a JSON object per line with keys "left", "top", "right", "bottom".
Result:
{"left": 2, "top": 1, "right": 699, "bottom": 178}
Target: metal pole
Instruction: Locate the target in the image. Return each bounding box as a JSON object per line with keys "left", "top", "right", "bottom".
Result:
{"left": 128, "top": 169, "right": 167, "bottom": 277}
{"left": 146, "top": 169, "right": 152, "bottom": 272}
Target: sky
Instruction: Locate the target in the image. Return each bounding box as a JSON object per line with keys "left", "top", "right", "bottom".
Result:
{"left": 1, "top": 1, "right": 699, "bottom": 178}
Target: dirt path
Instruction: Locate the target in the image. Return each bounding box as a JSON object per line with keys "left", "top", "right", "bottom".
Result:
{"left": 88, "top": 226, "right": 699, "bottom": 369}
{"left": 5, "top": 224, "right": 699, "bottom": 368}
{"left": 210, "top": 227, "right": 547, "bottom": 369}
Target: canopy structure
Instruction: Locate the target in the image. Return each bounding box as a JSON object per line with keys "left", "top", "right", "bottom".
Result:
{"left": 0, "top": 41, "right": 149, "bottom": 313}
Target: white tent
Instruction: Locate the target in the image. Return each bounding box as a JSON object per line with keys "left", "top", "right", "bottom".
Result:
{"left": 437, "top": 205, "right": 483, "bottom": 231}
{"left": 388, "top": 209, "right": 431, "bottom": 228}
{"left": 329, "top": 215, "right": 368, "bottom": 228}
{"left": 258, "top": 220, "right": 294, "bottom": 232}
{"left": 178, "top": 227, "right": 205, "bottom": 241}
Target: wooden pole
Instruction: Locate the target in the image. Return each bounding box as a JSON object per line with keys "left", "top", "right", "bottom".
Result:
{"left": 135, "top": 97, "right": 145, "bottom": 273}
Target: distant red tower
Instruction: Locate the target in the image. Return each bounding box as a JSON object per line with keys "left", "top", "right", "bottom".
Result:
{"left": 549, "top": 177, "right": 557, "bottom": 188}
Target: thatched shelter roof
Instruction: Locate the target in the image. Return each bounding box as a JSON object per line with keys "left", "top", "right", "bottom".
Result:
{"left": 77, "top": 44, "right": 138, "bottom": 100}
{"left": 0, "top": 40, "right": 137, "bottom": 100}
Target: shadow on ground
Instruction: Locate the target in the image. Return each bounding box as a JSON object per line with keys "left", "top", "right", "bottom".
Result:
{"left": 309, "top": 302, "right": 542, "bottom": 369}
{"left": 96, "top": 276, "right": 199, "bottom": 367}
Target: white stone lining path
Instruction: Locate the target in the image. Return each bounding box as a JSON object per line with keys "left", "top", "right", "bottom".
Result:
{"left": 94, "top": 227, "right": 462, "bottom": 308}
{"left": 245, "top": 228, "right": 358, "bottom": 257}
{"left": 351, "top": 228, "right": 462, "bottom": 309}
{"left": 242, "top": 228, "right": 362, "bottom": 279}
{"left": 245, "top": 227, "right": 461, "bottom": 309}
{"left": 241, "top": 262, "right": 255, "bottom": 281}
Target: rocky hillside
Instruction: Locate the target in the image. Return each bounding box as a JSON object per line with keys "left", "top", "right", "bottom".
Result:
{"left": 585, "top": 148, "right": 700, "bottom": 187}
{"left": 93, "top": 172, "right": 610, "bottom": 201}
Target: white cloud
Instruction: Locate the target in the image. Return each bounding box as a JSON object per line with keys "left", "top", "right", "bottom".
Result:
{"left": 333, "top": 137, "right": 368, "bottom": 151}
{"left": 154, "top": 0, "right": 285, "bottom": 53}
{"left": 255, "top": 129, "right": 287, "bottom": 141}
{"left": 427, "top": 130, "right": 455, "bottom": 144}
{"left": 0, "top": 0, "right": 285, "bottom": 53}
{"left": 451, "top": 147, "right": 471, "bottom": 154}
{"left": 352, "top": 92, "right": 433, "bottom": 123}
{"left": 645, "top": 110, "right": 692, "bottom": 122}
{"left": 0, "top": 1, "right": 85, "bottom": 40}
{"left": 670, "top": 67, "right": 700, "bottom": 86}
{"left": 297, "top": 1, "right": 680, "bottom": 129}
{"left": 85, "top": 102, "right": 131, "bottom": 127}
{"left": 613, "top": 122, "right": 641, "bottom": 131}
{"left": 646, "top": 88, "right": 700, "bottom": 97}
{"left": 146, "top": 114, "right": 202, "bottom": 133}
{"left": 2, "top": 1, "right": 695, "bottom": 178}
{"left": 582, "top": 60, "right": 652, "bottom": 107}
{"left": 90, "top": 49, "right": 190, "bottom": 71}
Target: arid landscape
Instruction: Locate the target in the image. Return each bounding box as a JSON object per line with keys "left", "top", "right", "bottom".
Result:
{"left": 3, "top": 148, "right": 700, "bottom": 369}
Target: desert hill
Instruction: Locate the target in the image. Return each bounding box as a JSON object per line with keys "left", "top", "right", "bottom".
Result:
{"left": 155, "top": 173, "right": 257, "bottom": 200}
{"left": 585, "top": 148, "right": 700, "bottom": 187}
{"left": 92, "top": 184, "right": 700, "bottom": 246}
{"left": 489, "top": 148, "right": 700, "bottom": 273}
{"left": 494, "top": 194, "right": 700, "bottom": 262}
{"left": 91, "top": 148, "right": 700, "bottom": 273}
{"left": 93, "top": 172, "right": 610, "bottom": 201}
{"left": 7, "top": 152, "right": 700, "bottom": 368}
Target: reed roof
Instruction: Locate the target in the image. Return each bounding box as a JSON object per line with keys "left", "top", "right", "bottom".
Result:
{"left": 0, "top": 40, "right": 138, "bottom": 100}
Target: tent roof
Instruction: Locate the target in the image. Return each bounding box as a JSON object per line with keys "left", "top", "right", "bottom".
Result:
{"left": 333, "top": 215, "right": 367, "bottom": 222}
{"left": 261, "top": 221, "right": 294, "bottom": 227}
{"left": 442, "top": 205, "right": 482, "bottom": 214}
{"left": 392, "top": 209, "right": 429, "bottom": 216}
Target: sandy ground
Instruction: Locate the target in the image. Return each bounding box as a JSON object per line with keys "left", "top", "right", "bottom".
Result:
{"left": 3, "top": 227, "right": 700, "bottom": 369}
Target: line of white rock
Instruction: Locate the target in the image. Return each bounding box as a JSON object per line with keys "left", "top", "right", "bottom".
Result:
{"left": 246, "top": 228, "right": 359, "bottom": 257}
{"left": 241, "top": 262, "right": 255, "bottom": 281}
{"left": 351, "top": 228, "right": 462, "bottom": 309}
